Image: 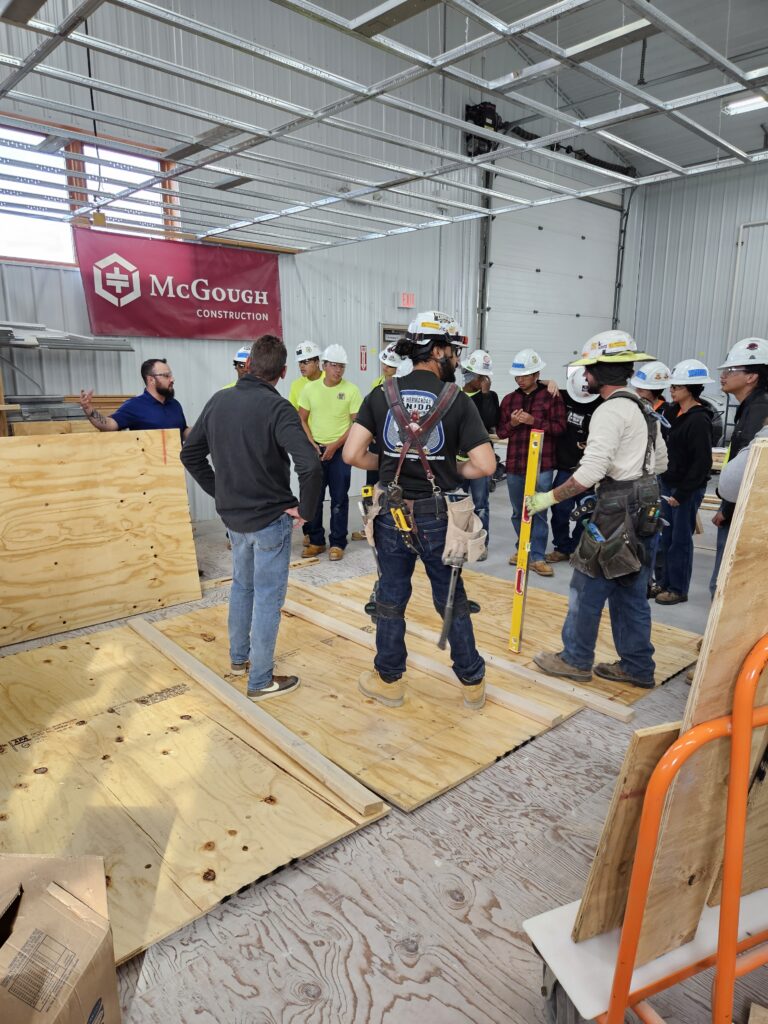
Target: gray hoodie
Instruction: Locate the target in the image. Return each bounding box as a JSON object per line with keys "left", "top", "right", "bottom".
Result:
{"left": 718, "top": 425, "right": 768, "bottom": 503}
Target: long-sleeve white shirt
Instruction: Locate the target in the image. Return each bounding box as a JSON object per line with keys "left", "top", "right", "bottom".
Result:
{"left": 574, "top": 390, "right": 668, "bottom": 489}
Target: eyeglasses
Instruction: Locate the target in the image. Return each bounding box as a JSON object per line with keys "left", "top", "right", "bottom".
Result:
{"left": 721, "top": 366, "right": 747, "bottom": 376}
{"left": 298, "top": 359, "right": 316, "bottom": 366}
{"left": 324, "top": 362, "right": 345, "bottom": 369}
{"left": 150, "top": 371, "right": 173, "bottom": 379}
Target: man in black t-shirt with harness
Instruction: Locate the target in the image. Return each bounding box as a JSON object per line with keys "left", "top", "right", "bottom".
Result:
{"left": 343, "top": 311, "right": 496, "bottom": 711}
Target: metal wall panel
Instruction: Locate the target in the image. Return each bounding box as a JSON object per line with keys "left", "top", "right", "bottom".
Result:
{"left": 618, "top": 162, "right": 768, "bottom": 377}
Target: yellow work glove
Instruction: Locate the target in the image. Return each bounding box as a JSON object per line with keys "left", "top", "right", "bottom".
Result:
{"left": 526, "top": 490, "right": 555, "bottom": 515}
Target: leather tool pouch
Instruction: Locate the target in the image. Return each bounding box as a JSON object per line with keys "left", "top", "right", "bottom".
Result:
{"left": 443, "top": 495, "right": 487, "bottom": 566}
{"left": 362, "top": 484, "right": 384, "bottom": 547}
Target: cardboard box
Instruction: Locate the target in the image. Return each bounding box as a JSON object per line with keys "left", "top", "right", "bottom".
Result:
{"left": 0, "top": 855, "right": 121, "bottom": 1023}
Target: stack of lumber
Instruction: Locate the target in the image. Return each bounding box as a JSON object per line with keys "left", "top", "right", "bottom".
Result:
{"left": 12, "top": 420, "right": 94, "bottom": 436}
{"left": 64, "top": 393, "right": 133, "bottom": 415}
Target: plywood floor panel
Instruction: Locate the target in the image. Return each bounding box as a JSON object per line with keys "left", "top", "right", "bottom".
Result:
{"left": 327, "top": 569, "right": 700, "bottom": 704}
{"left": 158, "top": 600, "right": 567, "bottom": 811}
{"left": 0, "top": 626, "right": 380, "bottom": 963}
{"left": 0, "top": 430, "right": 201, "bottom": 646}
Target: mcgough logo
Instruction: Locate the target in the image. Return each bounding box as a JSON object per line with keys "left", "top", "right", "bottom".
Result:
{"left": 93, "top": 253, "right": 141, "bottom": 308}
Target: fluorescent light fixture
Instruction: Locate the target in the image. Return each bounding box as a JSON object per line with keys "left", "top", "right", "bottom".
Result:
{"left": 0, "top": 0, "right": 48, "bottom": 25}
{"left": 723, "top": 93, "right": 768, "bottom": 116}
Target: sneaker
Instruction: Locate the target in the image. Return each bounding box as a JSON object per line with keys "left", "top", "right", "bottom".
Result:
{"left": 328, "top": 546, "right": 344, "bottom": 561}
{"left": 230, "top": 661, "right": 249, "bottom": 676}
{"left": 594, "top": 661, "right": 655, "bottom": 689}
{"left": 530, "top": 560, "right": 554, "bottom": 577}
{"left": 358, "top": 670, "right": 405, "bottom": 708}
{"left": 350, "top": 531, "right": 366, "bottom": 542}
{"left": 545, "top": 550, "right": 569, "bottom": 563}
{"left": 303, "top": 544, "right": 326, "bottom": 557}
{"left": 533, "top": 651, "right": 592, "bottom": 683}
{"left": 655, "top": 590, "right": 688, "bottom": 605}
{"left": 462, "top": 680, "right": 485, "bottom": 710}
{"left": 247, "top": 675, "right": 300, "bottom": 700}
{"left": 647, "top": 582, "right": 663, "bottom": 599}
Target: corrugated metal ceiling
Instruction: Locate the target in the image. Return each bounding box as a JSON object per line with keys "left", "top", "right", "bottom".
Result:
{"left": 0, "top": 0, "right": 764, "bottom": 252}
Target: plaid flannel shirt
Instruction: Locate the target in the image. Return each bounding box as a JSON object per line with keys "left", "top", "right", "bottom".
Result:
{"left": 497, "top": 383, "right": 566, "bottom": 475}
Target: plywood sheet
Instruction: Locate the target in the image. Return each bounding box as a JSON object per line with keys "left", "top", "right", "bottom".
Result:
{"left": 12, "top": 420, "right": 94, "bottom": 436}
{"left": 0, "top": 626, "right": 379, "bottom": 963}
{"left": 327, "top": 569, "right": 700, "bottom": 706}
{"left": 638, "top": 440, "right": 768, "bottom": 964}
{"left": 158, "top": 595, "right": 571, "bottom": 812}
{"left": 0, "top": 429, "right": 201, "bottom": 646}
{"left": 709, "top": 752, "right": 768, "bottom": 905}
{"left": 750, "top": 1005, "right": 768, "bottom": 1024}
{"left": 572, "top": 722, "right": 680, "bottom": 942}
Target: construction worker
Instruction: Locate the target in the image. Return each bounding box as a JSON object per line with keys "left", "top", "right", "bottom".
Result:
{"left": 299, "top": 344, "right": 362, "bottom": 561}
{"left": 528, "top": 331, "right": 668, "bottom": 689}
{"left": 545, "top": 367, "right": 600, "bottom": 565}
{"left": 460, "top": 349, "right": 499, "bottom": 554}
{"left": 79, "top": 358, "right": 188, "bottom": 440}
{"left": 655, "top": 359, "right": 716, "bottom": 606}
{"left": 630, "top": 360, "right": 672, "bottom": 432}
{"left": 371, "top": 344, "right": 409, "bottom": 389}
{"left": 343, "top": 310, "right": 494, "bottom": 710}
{"left": 288, "top": 341, "right": 323, "bottom": 410}
{"left": 497, "top": 348, "right": 566, "bottom": 576}
{"left": 710, "top": 337, "right": 768, "bottom": 597}
{"left": 222, "top": 347, "right": 250, "bottom": 388}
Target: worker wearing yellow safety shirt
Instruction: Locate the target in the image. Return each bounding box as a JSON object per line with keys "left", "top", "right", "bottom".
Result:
{"left": 288, "top": 340, "right": 323, "bottom": 409}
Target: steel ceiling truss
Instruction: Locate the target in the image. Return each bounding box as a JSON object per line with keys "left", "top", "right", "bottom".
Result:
{"left": 0, "top": 0, "right": 764, "bottom": 252}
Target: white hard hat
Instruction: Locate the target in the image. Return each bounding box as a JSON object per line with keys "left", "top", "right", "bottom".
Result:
{"left": 233, "top": 346, "right": 250, "bottom": 364}
{"left": 510, "top": 348, "right": 546, "bottom": 377}
{"left": 379, "top": 343, "right": 403, "bottom": 368}
{"left": 322, "top": 344, "right": 348, "bottom": 364}
{"left": 580, "top": 330, "right": 637, "bottom": 361}
{"left": 407, "top": 310, "right": 463, "bottom": 342}
{"left": 668, "top": 358, "right": 714, "bottom": 386}
{"left": 566, "top": 366, "right": 598, "bottom": 404}
{"left": 395, "top": 357, "right": 413, "bottom": 377}
{"left": 630, "top": 360, "right": 671, "bottom": 390}
{"left": 718, "top": 337, "right": 768, "bottom": 370}
{"left": 295, "top": 340, "right": 322, "bottom": 362}
{"left": 461, "top": 349, "right": 493, "bottom": 379}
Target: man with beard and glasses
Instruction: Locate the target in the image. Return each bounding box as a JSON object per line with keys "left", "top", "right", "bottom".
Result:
{"left": 343, "top": 310, "right": 494, "bottom": 711}
{"left": 79, "top": 358, "right": 189, "bottom": 440}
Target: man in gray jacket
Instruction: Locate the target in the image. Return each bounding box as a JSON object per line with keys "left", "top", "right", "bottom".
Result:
{"left": 181, "top": 334, "right": 322, "bottom": 700}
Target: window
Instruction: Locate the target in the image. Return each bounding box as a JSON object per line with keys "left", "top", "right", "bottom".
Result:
{"left": 0, "top": 127, "right": 74, "bottom": 262}
{"left": 0, "top": 126, "right": 179, "bottom": 263}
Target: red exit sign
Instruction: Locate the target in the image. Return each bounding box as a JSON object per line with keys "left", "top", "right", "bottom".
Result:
{"left": 398, "top": 291, "right": 415, "bottom": 308}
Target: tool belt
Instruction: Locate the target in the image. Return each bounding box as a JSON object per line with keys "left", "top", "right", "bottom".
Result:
{"left": 572, "top": 474, "right": 660, "bottom": 581}
{"left": 380, "top": 493, "right": 448, "bottom": 517}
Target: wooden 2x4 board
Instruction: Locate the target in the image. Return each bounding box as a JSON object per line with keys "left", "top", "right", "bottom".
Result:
{"left": 0, "top": 430, "right": 201, "bottom": 647}
{"left": 157, "top": 593, "right": 576, "bottom": 811}
{"left": 0, "top": 625, "right": 382, "bottom": 963}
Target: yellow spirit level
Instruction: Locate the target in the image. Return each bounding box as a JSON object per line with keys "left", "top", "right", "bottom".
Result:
{"left": 509, "top": 429, "right": 544, "bottom": 654}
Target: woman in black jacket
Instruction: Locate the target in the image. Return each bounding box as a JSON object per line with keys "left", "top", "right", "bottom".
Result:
{"left": 656, "top": 359, "right": 715, "bottom": 605}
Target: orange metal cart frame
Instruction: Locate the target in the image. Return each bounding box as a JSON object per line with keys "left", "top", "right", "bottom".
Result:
{"left": 596, "top": 634, "right": 768, "bottom": 1024}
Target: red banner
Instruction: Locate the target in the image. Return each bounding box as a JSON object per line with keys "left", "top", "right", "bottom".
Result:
{"left": 74, "top": 228, "right": 281, "bottom": 340}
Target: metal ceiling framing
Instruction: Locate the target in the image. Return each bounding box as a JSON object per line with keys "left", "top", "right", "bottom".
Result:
{"left": 0, "top": 0, "right": 765, "bottom": 252}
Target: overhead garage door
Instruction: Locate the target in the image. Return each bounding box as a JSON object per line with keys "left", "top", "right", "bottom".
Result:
{"left": 484, "top": 170, "right": 621, "bottom": 388}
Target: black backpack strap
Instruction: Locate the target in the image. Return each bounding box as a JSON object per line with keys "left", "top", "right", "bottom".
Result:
{"left": 383, "top": 377, "right": 460, "bottom": 490}
{"left": 606, "top": 389, "right": 657, "bottom": 475}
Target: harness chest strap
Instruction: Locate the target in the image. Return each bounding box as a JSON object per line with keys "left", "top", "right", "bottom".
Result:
{"left": 383, "top": 376, "right": 460, "bottom": 488}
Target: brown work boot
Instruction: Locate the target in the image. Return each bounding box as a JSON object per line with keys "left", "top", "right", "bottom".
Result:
{"left": 594, "top": 661, "right": 655, "bottom": 689}
{"left": 303, "top": 543, "right": 326, "bottom": 557}
{"left": 508, "top": 549, "right": 519, "bottom": 565}
{"left": 328, "top": 546, "right": 344, "bottom": 561}
{"left": 530, "top": 560, "right": 554, "bottom": 577}
{"left": 350, "top": 530, "right": 366, "bottom": 542}
{"left": 533, "top": 651, "right": 592, "bottom": 683}
{"left": 247, "top": 675, "right": 300, "bottom": 700}
{"left": 358, "top": 670, "right": 405, "bottom": 708}
{"left": 462, "top": 680, "right": 486, "bottom": 710}
{"left": 655, "top": 590, "right": 688, "bottom": 605}
{"left": 545, "top": 550, "right": 569, "bottom": 563}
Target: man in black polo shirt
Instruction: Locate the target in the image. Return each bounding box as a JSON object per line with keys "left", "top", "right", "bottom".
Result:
{"left": 343, "top": 310, "right": 495, "bottom": 711}
{"left": 181, "top": 335, "right": 322, "bottom": 701}
{"left": 79, "top": 358, "right": 188, "bottom": 439}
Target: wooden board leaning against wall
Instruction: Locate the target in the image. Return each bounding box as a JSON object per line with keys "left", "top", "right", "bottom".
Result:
{"left": 0, "top": 429, "right": 201, "bottom": 646}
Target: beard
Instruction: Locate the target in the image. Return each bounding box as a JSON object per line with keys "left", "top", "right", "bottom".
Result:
{"left": 438, "top": 356, "right": 456, "bottom": 382}
{"left": 585, "top": 374, "right": 600, "bottom": 394}
{"left": 156, "top": 382, "right": 175, "bottom": 400}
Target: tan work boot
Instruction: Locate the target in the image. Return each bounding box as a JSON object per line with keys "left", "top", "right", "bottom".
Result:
{"left": 303, "top": 543, "right": 326, "bottom": 557}
{"left": 350, "top": 530, "right": 366, "bottom": 542}
{"left": 530, "top": 560, "right": 554, "bottom": 577}
{"left": 358, "top": 670, "right": 405, "bottom": 708}
{"left": 545, "top": 550, "right": 569, "bottom": 563}
{"left": 328, "top": 546, "right": 344, "bottom": 561}
{"left": 462, "top": 680, "right": 486, "bottom": 710}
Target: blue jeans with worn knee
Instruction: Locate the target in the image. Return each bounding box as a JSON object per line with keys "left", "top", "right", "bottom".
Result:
{"left": 560, "top": 542, "right": 656, "bottom": 682}
{"left": 507, "top": 469, "right": 555, "bottom": 562}
{"left": 463, "top": 475, "right": 491, "bottom": 542}
{"left": 372, "top": 508, "right": 485, "bottom": 685}
{"left": 307, "top": 446, "right": 351, "bottom": 549}
{"left": 228, "top": 514, "right": 293, "bottom": 693}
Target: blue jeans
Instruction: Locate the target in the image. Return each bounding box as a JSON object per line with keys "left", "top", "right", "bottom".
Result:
{"left": 228, "top": 515, "right": 293, "bottom": 693}
{"left": 560, "top": 542, "right": 656, "bottom": 682}
{"left": 372, "top": 508, "right": 485, "bottom": 685}
{"left": 660, "top": 486, "right": 705, "bottom": 597}
{"left": 462, "top": 475, "right": 491, "bottom": 542}
{"left": 507, "top": 469, "right": 555, "bottom": 563}
{"left": 709, "top": 522, "right": 730, "bottom": 599}
{"left": 549, "top": 468, "right": 583, "bottom": 555}
{"left": 307, "top": 446, "right": 351, "bottom": 549}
